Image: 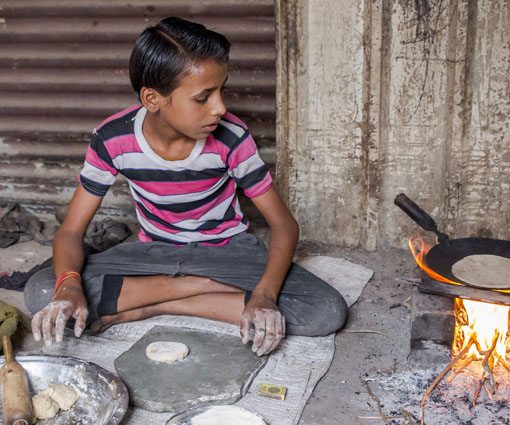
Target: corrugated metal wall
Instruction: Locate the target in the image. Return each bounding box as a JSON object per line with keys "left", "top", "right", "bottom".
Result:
{"left": 0, "top": 0, "right": 276, "bottom": 218}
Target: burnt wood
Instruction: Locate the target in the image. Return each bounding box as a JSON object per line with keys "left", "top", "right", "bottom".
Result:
{"left": 419, "top": 279, "right": 510, "bottom": 306}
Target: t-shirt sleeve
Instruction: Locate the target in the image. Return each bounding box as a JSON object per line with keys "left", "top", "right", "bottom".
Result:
{"left": 227, "top": 132, "right": 272, "bottom": 198}
{"left": 79, "top": 131, "right": 118, "bottom": 197}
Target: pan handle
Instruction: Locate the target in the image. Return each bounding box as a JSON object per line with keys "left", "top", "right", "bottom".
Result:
{"left": 394, "top": 193, "right": 438, "bottom": 232}
{"left": 394, "top": 193, "right": 450, "bottom": 243}
{"left": 394, "top": 193, "right": 446, "bottom": 236}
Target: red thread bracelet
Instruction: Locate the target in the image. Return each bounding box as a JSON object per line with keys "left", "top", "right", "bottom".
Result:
{"left": 52, "top": 271, "right": 81, "bottom": 299}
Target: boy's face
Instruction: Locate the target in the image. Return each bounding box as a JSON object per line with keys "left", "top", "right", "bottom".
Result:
{"left": 144, "top": 59, "right": 228, "bottom": 142}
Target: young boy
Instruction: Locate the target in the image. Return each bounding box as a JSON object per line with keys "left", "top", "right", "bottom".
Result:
{"left": 25, "top": 17, "right": 347, "bottom": 356}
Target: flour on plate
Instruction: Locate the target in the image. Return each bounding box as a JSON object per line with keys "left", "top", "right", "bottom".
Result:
{"left": 191, "top": 406, "right": 266, "bottom": 425}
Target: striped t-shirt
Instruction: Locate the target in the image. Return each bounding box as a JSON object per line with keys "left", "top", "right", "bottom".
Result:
{"left": 79, "top": 105, "right": 272, "bottom": 245}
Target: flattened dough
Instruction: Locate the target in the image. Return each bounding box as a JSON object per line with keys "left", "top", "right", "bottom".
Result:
{"left": 146, "top": 341, "right": 189, "bottom": 363}
{"left": 452, "top": 254, "right": 510, "bottom": 289}
{"left": 192, "top": 406, "right": 266, "bottom": 425}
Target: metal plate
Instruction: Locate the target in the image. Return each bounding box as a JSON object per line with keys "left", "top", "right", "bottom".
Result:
{"left": 424, "top": 237, "right": 510, "bottom": 289}
{"left": 0, "top": 355, "right": 128, "bottom": 425}
{"left": 166, "top": 405, "right": 268, "bottom": 425}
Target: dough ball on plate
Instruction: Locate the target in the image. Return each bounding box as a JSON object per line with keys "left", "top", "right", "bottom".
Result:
{"left": 32, "top": 392, "right": 59, "bottom": 420}
{"left": 44, "top": 383, "right": 79, "bottom": 410}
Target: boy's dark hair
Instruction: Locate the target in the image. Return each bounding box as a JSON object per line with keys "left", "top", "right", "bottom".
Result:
{"left": 129, "top": 17, "right": 230, "bottom": 100}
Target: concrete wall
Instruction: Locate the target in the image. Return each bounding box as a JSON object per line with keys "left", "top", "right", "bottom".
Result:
{"left": 276, "top": 0, "right": 510, "bottom": 250}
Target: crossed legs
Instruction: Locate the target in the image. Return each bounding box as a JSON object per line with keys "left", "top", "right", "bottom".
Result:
{"left": 91, "top": 275, "right": 246, "bottom": 332}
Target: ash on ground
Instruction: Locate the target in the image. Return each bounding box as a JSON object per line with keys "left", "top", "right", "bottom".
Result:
{"left": 367, "top": 362, "right": 510, "bottom": 425}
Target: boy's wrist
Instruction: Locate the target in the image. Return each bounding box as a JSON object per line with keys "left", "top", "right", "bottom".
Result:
{"left": 251, "top": 285, "right": 279, "bottom": 303}
{"left": 53, "top": 278, "right": 83, "bottom": 300}
{"left": 53, "top": 271, "right": 82, "bottom": 300}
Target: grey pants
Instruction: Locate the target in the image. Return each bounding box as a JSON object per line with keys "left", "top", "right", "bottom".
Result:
{"left": 24, "top": 233, "right": 347, "bottom": 336}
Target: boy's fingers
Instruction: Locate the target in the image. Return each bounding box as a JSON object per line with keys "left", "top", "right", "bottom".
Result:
{"left": 31, "top": 309, "right": 48, "bottom": 342}
{"left": 268, "top": 313, "right": 284, "bottom": 354}
{"left": 73, "top": 307, "right": 89, "bottom": 338}
{"left": 240, "top": 314, "right": 253, "bottom": 344}
{"left": 256, "top": 314, "right": 276, "bottom": 356}
{"left": 41, "top": 305, "right": 60, "bottom": 347}
{"left": 251, "top": 315, "right": 266, "bottom": 354}
{"left": 54, "top": 307, "right": 71, "bottom": 343}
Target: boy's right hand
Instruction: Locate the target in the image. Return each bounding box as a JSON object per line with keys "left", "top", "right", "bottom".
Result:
{"left": 31, "top": 279, "right": 88, "bottom": 347}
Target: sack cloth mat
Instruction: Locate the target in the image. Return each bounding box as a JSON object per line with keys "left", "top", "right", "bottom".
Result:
{"left": 17, "top": 256, "right": 374, "bottom": 425}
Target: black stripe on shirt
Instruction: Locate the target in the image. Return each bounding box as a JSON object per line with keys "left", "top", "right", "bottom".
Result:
{"left": 132, "top": 177, "right": 232, "bottom": 213}
{"left": 121, "top": 167, "right": 226, "bottom": 183}
{"left": 195, "top": 204, "right": 237, "bottom": 231}
{"left": 213, "top": 122, "right": 250, "bottom": 150}
{"left": 89, "top": 133, "right": 115, "bottom": 169}
{"left": 80, "top": 175, "right": 110, "bottom": 197}
{"left": 136, "top": 202, "right": 188, "bottom": 232}
{"left": 96, "top": 107, "right": 140, "bottom": 142}
{"left": 141, "top": 226, "right": 230, "bottom": 246}
{"left": 235, "top": 165, "right": 270, "bottom": 190}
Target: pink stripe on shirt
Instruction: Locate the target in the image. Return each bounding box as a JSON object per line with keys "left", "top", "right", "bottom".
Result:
{"left": 85, "top": 146, "right": 119, "bottom": 176}
{"left": 133, "top": 177, "right": 225, "bottom": 196}
{"left": 136, "top": 179, "right": 236, "bottom": 222}
{"left": 244, "top": 173, "right": 272, "bottom": 198}
{"left": 103, "top": 135, "right": 143, "bottom": 159}
{"left": 227, "top": 135, "right": 259, "bottom": 169}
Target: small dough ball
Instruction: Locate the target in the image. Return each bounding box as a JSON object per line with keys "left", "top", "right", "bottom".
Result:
{"left": 32, "top": 392, "right": 59, "bottom": 420}
{"left": 45, "top": 383, "right": 79, "bottom": 410}
{"left": 146, "top": 341, "right": 189, "bottom": 363}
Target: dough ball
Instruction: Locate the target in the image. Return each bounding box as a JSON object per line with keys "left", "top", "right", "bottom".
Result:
{"left": 45, "top": 383, "right": 79, "bottom": 410}
{"left": 192, "top": 406, "right": 266, "bottom": 425}
{"left": 145, "top": 341, "right": 189, "bottom": 363}
{"left": 32, "top": 383, "right": 79, "bottom": 419}
{"left": 452, "top": 254, "right": 510, "bottom": 289}
{"left": 32, "top": 392, "right": 59, "bottom": 420}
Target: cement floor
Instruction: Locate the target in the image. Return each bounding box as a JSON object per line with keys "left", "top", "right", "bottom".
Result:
{"left": 295, "top": 242, "right": 419, "bottom": 425}
{"left": 1, "top": 221, "right": 423, "bottom": 425}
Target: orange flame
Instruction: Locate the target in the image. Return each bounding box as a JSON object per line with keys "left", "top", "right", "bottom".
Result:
{"left": 455, "top": 298, "right": 508, "bottom": 358}
{"left": 408, "top": 237, "right": 463, "bottom": 285}
{"left": 408, "top": 236, "right": 509, "bottom": 362}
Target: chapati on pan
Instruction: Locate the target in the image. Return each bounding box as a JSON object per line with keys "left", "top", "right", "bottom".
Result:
{"left": 452, "top": 254, "right": 510, "bottom": 289}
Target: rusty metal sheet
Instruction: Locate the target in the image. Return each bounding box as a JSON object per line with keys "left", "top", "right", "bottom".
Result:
{"left": 0, "top": 0, "right": 276, "bottom": 216}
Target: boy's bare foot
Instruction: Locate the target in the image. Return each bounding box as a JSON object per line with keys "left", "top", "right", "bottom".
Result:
{"left": 91, "top": 292, "right": 246, "bottom": 333}
{"left": 91, "top": 306, "right": 153, "bottom": 332}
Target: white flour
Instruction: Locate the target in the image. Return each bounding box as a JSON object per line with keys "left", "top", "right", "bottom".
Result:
{"left": 191, "top": 406, "right": 266, "bottom": 425}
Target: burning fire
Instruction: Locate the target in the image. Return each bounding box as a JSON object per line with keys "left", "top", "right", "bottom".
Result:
{"left": 408, "top": 237, "right": 463, "bottom": 286}
{"left": 453, "top": 298, "right": 509, "bottom": 359}
{"left": 409, "top": 236, "right": 510, "bottom": 422}
{"left": 409, "top": 236, "right": 510, "bottom": 363}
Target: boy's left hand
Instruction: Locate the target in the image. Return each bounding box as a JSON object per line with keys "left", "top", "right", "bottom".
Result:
{"left": 240, "top": 295, "right": 285, "bottom": 356}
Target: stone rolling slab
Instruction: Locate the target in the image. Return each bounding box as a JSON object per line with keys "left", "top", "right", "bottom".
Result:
{"left": 114, "top": 325, "right": 267, "bottom": 413}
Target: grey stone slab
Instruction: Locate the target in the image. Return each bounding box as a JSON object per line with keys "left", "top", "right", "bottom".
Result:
{"left": 114, "top": 325, "right": 267, "bottom": 413}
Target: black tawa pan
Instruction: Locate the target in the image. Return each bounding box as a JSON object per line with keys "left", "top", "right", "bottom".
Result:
{"left": 394, "top": 193, "right": 510, "bottom": 289}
